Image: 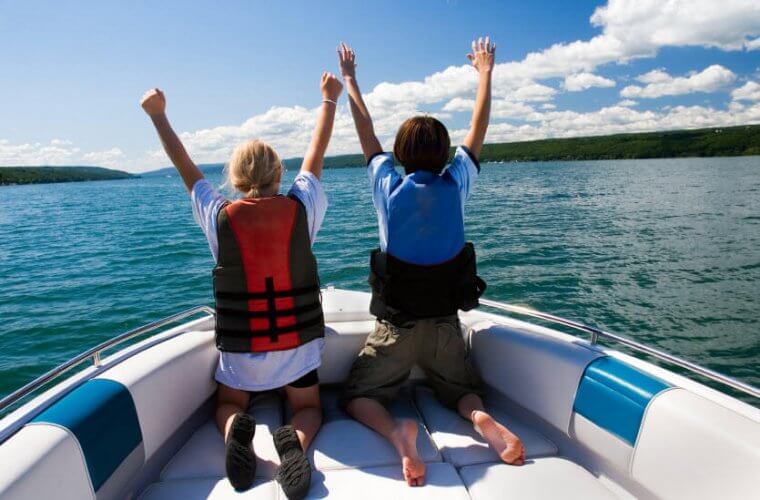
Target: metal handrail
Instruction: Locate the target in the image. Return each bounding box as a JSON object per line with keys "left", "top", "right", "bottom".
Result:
{"left": 0, "top": 305, "right": 215, "bottom": 413}
{"left": 478, "top": 298, "right": 760, "bottom": 399}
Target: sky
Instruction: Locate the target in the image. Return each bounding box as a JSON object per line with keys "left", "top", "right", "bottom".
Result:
{"left": 0, "top": 0, "right": 759, "bottom": 173}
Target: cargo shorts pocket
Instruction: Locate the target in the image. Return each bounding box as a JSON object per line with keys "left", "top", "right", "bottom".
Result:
{"left": 341, "top": 320, "right": 418, "bottom": 407}
{"left": 422, "top": 318, "right": 482, "bottom": 408}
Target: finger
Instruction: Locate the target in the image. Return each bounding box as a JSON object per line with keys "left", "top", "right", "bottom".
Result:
{"left": 485, "top": 35, "right": 491, "bottom": 51}
{"left": 472, "top": 39, "right": 477, "bottom": 53}
{"left": 466, "top": 53, "right": 475, "bottom": 61}
{"left": 478, "top": 36, "right": 484, "bottom": 51}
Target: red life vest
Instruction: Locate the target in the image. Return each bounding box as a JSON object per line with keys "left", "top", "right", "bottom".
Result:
{"left": 213, "top": 195, "right": 324, "bottom": 353}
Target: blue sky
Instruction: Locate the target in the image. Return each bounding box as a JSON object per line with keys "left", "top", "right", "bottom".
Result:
{"left": 0, "top": 0, "right": 759, "bottom": 172}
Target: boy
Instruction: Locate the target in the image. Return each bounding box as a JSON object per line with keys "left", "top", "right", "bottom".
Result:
{"left": 337, "top": 38, "right": 525, "bottom": 487}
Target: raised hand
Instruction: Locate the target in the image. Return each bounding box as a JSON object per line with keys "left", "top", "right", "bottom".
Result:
{"left": 467, "top": 36, "right": 496, "bottom": 74}
{"left": 321, "top": 72, "right": 343, "bottom": 102}
{"left": 140, "top": 88, "right": 166, "bottom": 117}
{"left": 337, "top": 42, "right": 356, "bottom": 79}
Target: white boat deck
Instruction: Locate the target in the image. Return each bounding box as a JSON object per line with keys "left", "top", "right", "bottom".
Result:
{"left": 142, "top": 384, "right": 615, "bottom": 500}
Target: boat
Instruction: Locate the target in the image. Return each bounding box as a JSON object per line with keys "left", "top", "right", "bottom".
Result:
{"left": 0, "top": 287, "right": 758, "bottom": 499}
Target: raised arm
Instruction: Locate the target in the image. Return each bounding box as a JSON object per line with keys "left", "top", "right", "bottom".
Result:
{"left": 300, "top": 72, "right": 343, "bottom": 180}
{"left": 140, "top": 88, "right": 204, "bottom": 193}
{"left": 463, "top": 37, "right": 496, "bottom": 159}
{"left": 338, "top": 43, "right": 382, "bottom": 162}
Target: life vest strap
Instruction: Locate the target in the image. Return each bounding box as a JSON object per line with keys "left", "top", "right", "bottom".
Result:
{"left": 214, "top": 284, "right": 320, "bottom": 300}
{"left": 216, "top": 313, "right": 325, "bottom": 338}
{"left": 215, "top": 301, "right": 322, "bottom": 319}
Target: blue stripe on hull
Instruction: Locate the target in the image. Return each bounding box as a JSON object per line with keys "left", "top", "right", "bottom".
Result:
{"left": 574, "top": 357, "right": 669, "bottom": 445}
{"left": 33, "top": 379, "right": 142, "bottom": 491}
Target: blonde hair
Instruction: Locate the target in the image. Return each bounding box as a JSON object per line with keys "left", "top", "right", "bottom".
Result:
{"left": 224, "top": 139, "right": 283, "bottom": 198}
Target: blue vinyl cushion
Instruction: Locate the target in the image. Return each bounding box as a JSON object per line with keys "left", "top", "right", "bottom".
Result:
{"left": 573, "top": 357, "right": 669, "bottom": 445}
{"left": 33, "top": 379, "right": 142, "bottom": 491}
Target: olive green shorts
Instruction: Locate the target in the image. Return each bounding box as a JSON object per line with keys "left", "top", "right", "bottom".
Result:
{"left": 342, "top": 315, "right": 482, "bottom": 409}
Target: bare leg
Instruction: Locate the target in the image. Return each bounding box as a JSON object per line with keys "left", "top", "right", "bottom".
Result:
{"left": 216, "top": 384, "right": 251, "bottom": 440}
{"left": 346, "top": 397, "right": 425, "bottom": 486}
{"left": 458, "top": 393, "right": 525, "bottom": 465}
{"left": 285, "top": 384, "right": 323, "bottom": 451}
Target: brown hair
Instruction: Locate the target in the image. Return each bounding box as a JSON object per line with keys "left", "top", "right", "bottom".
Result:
{"left": 393, "top": 116, "right": 451, "bottom": 174}
{"left": 224, "top": 139, "right": 283, "bottom": 198}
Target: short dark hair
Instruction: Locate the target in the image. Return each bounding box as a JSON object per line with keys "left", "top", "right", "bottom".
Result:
{"left": 393, "top": 116, "right": 450, "bottom": 174}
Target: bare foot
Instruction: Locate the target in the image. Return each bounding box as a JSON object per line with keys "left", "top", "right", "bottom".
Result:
{"left": 472, "top": 411, "right": 525, "bottom": 465}
{"left": 391, "top": 419, "right": 426, "bottom": 486}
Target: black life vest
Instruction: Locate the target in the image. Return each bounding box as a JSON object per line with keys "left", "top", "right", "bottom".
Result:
{"left": 213, "top": 195, "right": 324, "bottom": 352}
{"left": 368, "top": 242, "right": 487, "bottom": 324}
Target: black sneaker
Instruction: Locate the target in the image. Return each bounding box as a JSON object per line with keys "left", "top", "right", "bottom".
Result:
{"left": 225, "top": 413, "right": 257, "bottom": 491}
{"left": 273, "top": 425, "right": 312, "bottom": 500}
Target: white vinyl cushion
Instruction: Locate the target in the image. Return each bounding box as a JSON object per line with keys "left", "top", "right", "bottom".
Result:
{"left": 309, "top": 388, "right": 441, "bottom": 471}
{"left": 318, "top": 321, "right": 375, "bottom": 384}
{"left": 414, "top": 386, "right": 557, "bottom": 467}
{"left": 0, "top": 424, "right": 95, "bottom": 500}
{"left": 569, "top": 412, "right": 632, "bottom": 473}
{"left": 98, "top": 330, "right": 218, "bottom": 460}
{"left": 307, "top": 463, "right": 469, "bottom": 500}
{"left": 459, "top": 458, "right": 616, "bottom": 499}
{"left": 632, "top": 389, "right": 760, "bottom": 500}
{"left": 470, "top": 321, "right": 602, "bottom": 434}
{"left": 161, "top": 392, "right": 283, "bottom": 480}
{"left": 140, "top": 478, "right": 278, "bottom": 499}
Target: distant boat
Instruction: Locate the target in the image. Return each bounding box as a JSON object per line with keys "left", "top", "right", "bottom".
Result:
{"left": 0, "top": 287, "right": 757, "bottom": 499}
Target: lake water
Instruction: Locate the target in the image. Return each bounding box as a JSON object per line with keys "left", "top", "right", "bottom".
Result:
{"left": 1, "top": 156, "right": 758, "bottom": 405}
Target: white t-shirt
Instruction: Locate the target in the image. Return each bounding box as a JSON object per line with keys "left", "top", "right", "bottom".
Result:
{"left": 191, "top": 172, "right": 328, "bottom": 391}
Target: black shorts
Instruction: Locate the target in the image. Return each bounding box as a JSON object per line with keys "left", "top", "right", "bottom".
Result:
{"left": 287, "top": 369, "right": 319, "bottom": 389}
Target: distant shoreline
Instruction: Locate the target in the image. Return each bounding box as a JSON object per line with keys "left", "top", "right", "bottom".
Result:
{"left": 0, "top": 166, "right": 137, "bottom": 186}
{"left": 145, "top": 124, "right": 760, "bottom": 176}
{"left": 4, "top": 124, "right": 758, "bottom": 185}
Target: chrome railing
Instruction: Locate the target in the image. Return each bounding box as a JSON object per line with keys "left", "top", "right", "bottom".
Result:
{"left": 0, "top": 305, "right": 215, "bottom": 414}
{"left": 479, "top": 298, "right": 760, "bottom": 400}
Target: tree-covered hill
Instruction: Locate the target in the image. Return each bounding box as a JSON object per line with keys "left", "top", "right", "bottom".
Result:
{"left": 143, "top": 124, "right": 760, "bottom": 176}
{"left": 0, "top": 166, "right": 136, "bottom": 185}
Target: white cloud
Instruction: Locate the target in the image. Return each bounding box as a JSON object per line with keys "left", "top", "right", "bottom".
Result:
{"left": 731, "top": 81, "right": 760, "bottom": 101}
{"left": 0, "top": 139, "right": 126, "bottom": 167}
{"left": 621, "top": 65, "right": 736, "bottom": 98}
{"left": 449, "top": 101, "right": 760, "bottom": 145}
{"left": 563, "top": 72, "right": 616, "bottom": 91}
{"left": 617, "top": 99, "right": 638, "bottom": 107}
{"left": 83, "top": 148, "right": 125, "bottom": 166}
{"left": 744, "top": 37, "right": 760, "bottom": 50}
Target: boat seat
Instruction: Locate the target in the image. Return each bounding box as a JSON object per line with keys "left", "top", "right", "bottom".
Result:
{"left": 458, "top": 458, "right": 617, "bottom": 499}
{"left": 140, "top": 478, "right": 278, "bottom": 499}
{"left": 413, "top": 386, "right": 558, "bottom": 467}
{"left": 161, "top": 392, "right": 283, "bottom": 481}
{"left": 307, "top": 463, "right": 469, "bottom": 499}
{"left": 304, "top": 386, "right": 441, "bottom": 470}
{"left": 142, "top": 463, "right": 468, "bottom": 500}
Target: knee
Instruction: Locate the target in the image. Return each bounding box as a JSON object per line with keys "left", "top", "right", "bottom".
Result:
{"left": 216, "top": 385, "right": 250, "bottom": 410}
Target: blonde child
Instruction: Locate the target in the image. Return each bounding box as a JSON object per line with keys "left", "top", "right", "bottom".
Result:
{"left": 140, "top": 72, "right": 342, "bottom": 499}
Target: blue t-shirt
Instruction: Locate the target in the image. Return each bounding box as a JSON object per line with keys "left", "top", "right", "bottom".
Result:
{"left": 369, "top": 146, "right": 480, "bottom": 265}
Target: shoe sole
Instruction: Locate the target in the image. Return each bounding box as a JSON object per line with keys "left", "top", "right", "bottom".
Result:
{"left": 226, "top": 414, "right": 257, "bottom": 491}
